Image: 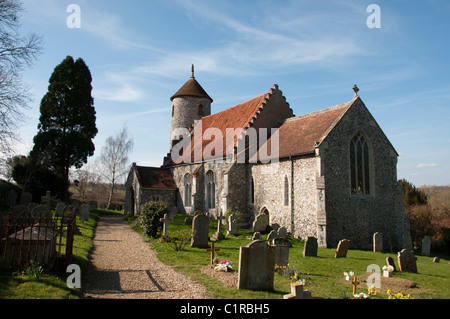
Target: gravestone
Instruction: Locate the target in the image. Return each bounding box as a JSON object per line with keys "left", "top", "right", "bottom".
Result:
{"left": 4, "top": 190, "right": 18, "bottom": 207}
{"left": 386, "top": 256, "right": 396, "bottom": 272}
{"left": 252, "top": 213, "right": 269, "bottom": 232}
{"left": 274, "top": 244, "right": 289, "bottom": 267}
{"left": 267, "top": 230, "right": 278, "bottom": 242}
{"left": 389, "top": 233, "right": 399, "bottom": 253}
{"left": 271, "top": 237, "right": 292, "bottom": 248}
{"left": 32, "top": 205, "right": 52, "bottom": 220}
{"left": 277, "top": 227, "right": 287, "bottom": 238}
{"left": 55, "top": 203, "right": 66, "bottom": 217}
{"left": 191, "top": 213, "right": 210, "bottom": 248}
{"left": 398, "top": 249, "right": 417, "bottom": 273}
{"left": 41, "top": 191, "right": 56, "bottom": 209}
{"left": 284, "top": 282, "right": 312, "bottom": 299}
{"left": 421, "top": 235, "right": 431, "bottom": 256}
{"left": 402, "top": 232, "right": 413, "bottom": 251}
{"left": 80, "top": 204, "right": 90, "bottom": 221}
{"left": 184, "top": 217, "right": 192, "bottom": 226}
{"left": 373, "top": 232, "right": 383, "bottom": 252}
{"left": 19, "top": 192, "right": 32, "bottom": 206}
{"left": 226, "top": 215, "right": 239, "bottom": 235}
{"left": 252, "top": 232, "right": 262, "bottom": 241}
{"left": 237, "top": 240, "right": 275, "bottom": 291}
{"left": 303, "top": 237, "right": 318, "bottom": 257}
{"left": 210, "top": 212, "right": 224, "bottom": 241}
{"left": 335, "top": 239, "right": 350, "bottom": 258}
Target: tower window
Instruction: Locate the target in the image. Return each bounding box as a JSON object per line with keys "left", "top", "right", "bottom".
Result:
{"left": 184, "top": 173, "right": 192, "bottom": 207}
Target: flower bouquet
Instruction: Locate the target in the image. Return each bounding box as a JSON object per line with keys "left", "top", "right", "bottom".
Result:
{"left": 382, "top": 265, "right": 394, "bottom": 277}
{"left": 215, "top": 260, "right": 232, "bottom": 272}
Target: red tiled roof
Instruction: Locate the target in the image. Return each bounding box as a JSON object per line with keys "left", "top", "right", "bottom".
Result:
{"left": 135, "top": 166, "right": 177, "bottom": 189}
{"left": 170, "top": 77, "right": 213, "bottom": 102}
{"left": 255, "top": 99, "right": 354, "bottom": 161}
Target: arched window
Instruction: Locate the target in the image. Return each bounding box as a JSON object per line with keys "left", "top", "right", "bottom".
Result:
{"left": 350, "top": 132, "right": 371, "bottom": 194}
{"left": 284, "top": 176, "right": 289, "bottom": 206}
{"left": 184, "top": 173, "right": 192, "bottom": 207}
{"left": 206, "top": 170, "right": 215, "bottom": 209}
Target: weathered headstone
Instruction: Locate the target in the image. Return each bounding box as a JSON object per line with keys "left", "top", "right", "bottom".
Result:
{"left": 284, "top": 282, "right": 312, "bottom": 299}
{"left": 278, "top": 227, "right": 287, "bottom": 238}
{"left": 252, "top": 232, "right": 262, "bottom": 241}
{"left": 421, "top": 235, "right": 431, "bottom": 256}
{"left": 237, "top": 240, "right": 275, "bottom": 291}
{"left": 32, "top": 205, "right": 52, "bottom": 220}
{"left": 211, "top": 212, "right": 224, "bottom": 241}
{"left": 55, "top": 203, "right": 66, "bottom": 217}
{"left": 252, "top": 213, "right": 269, "bottom": 232}
{"left": 389, "top": 233, "right": 399, "bottom": 253}
{"left": 335, "top": 239, "right": 350, "bottom": 258}
{"left": 373, "top": 232, "right": 383, "bottom": 252}
{"left": 191, "top": 213, "right": 210, "bottom": 248}
{"left": 271, "top": 237, "right": 292, "bottom": 248}
{"left": 4, "top": 190, "right": 18, "bottom": 207}
{"left": 386, "top": 256, "right": 396, "bottom": 272}
{"left": 184, "top": 217, "right": 192, "bottom": 226}
{"left": 398, "top": 249, "right": 417, "bottom": 273}
{"left": 303, "top": 237, "right": 318, "bottom": 257}
{"left": 41, "top": 191, "right": 56, "bottom": 209}
{"left": 226, "top": 215, "right": 239, "bottom": 235}
{"left": 267, "top": 230, "right": 278, "bottom": 242}
{"left": 19, "top": 192, "right": 32, "bottom": 206}
{"left": 274, "top": 244, "right": 289, "bottom": 267}
{"left": 80, "top": 204, "right": 90, "bottom": 221}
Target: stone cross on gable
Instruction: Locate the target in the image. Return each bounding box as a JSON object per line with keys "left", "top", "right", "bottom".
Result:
{"left": 160, "top": 214, "right": 169, "bottom": 236}
{"left": 205, "top": 242, "right": 220, "bottom": 265}
{"left": 41, "top": 191, "right": 56, "bottom": 209}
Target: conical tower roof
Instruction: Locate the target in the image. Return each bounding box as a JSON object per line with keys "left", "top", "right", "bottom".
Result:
{"left": 170, "top": 65, "right": 213, "bottom": 102}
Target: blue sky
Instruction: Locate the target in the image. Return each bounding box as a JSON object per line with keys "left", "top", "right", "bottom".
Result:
{"left": 14, "top": 0, "right": 450, "bottom": 186}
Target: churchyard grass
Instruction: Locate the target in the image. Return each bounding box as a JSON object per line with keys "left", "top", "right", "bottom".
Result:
{"left": 142, "top": 214, "right": 450, "bottom": 299}
{"left": 0, "top": 209, "right": 120, "bottom": 299}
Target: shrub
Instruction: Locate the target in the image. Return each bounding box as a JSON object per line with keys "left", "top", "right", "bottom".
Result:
{"left": 141, "top": 201, "right": 169, "bottom": 238}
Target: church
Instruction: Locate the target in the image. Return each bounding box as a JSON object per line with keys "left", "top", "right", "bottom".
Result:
{"left": 125, "top": 67, "right": 409, "bottom": 250}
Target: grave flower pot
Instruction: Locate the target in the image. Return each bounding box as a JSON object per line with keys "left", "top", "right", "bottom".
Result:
{"left": 383, "top": 270, "right": 392, "bottom": 278}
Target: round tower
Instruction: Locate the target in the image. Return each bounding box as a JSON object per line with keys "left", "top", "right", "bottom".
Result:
{"left": 169, "top": 65, "right": 213, "bottom": 150}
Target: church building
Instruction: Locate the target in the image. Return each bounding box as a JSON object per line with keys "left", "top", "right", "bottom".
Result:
{"left": 125, "top": 67, "right": 409, "bottom": 250}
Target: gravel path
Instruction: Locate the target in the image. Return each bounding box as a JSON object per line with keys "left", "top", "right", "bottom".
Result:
{"left": 82, "top": 215, "right": 209, "bottom": 299}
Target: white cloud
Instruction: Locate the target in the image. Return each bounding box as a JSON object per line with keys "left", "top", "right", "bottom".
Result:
{"left": 416, "top": 163, "right": 438, "bottom": 168}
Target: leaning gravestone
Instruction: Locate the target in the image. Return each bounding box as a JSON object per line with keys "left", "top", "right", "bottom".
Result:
{"left": 303, "top": 237, "right": 318, "bottom": 257}
{"left": 277, "top": 227, "right": 287, "bottom": 238}
{"left": 421, "top": 235, "right": 431, "bottom": 256}
{"left": 238, "top": 240, "right": 275, "bottom": 291}
{"left": 226, "top": 215, "right": 239, "bottom": 235}
{"left": 335, "top": 239, "right": 350, "bottom": 258}
{"left": 80, "top": 204, "right": 90, "bottom": 221}
{"left": 191, "top": 213, "right": 210, "bottom": 248}
{"left": 373, "top": 232, "right": 383, "bottom": 252}
{"left": 252, "top": 213, "right": 269, "bottom": 232}
{"left": 267, "top": 230, "right": 278, "bottom": 242}
{"left": 398, "top": 249, "right": 417, "bottom": 273}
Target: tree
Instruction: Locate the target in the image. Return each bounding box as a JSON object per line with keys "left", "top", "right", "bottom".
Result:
{"left": 31, "top": 56, "right": 98, "bottom": 200}
{"left": 98, "top": 126, "right": 133, "bottom": 209}
{"left": 0, "top": 0, "right": 43, "bottom": 156}
{"left": 398, "top": 178, "right": 428, "bottom": 210}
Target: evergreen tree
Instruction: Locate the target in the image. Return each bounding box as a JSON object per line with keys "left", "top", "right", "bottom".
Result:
{"left": 398, "top": 178, "right": 428, "bottom": 210}
{"left": 31, "top": 56, "right": 98, "bottom": 200}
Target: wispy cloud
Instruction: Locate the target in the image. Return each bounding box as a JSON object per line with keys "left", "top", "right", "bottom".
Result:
{"left": 417, "top": 163, "right": 438, "bottom": 168}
